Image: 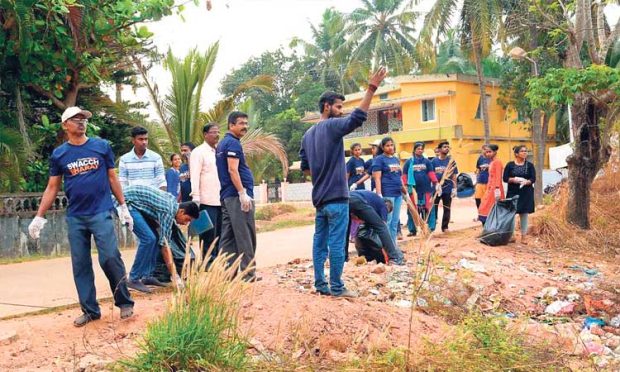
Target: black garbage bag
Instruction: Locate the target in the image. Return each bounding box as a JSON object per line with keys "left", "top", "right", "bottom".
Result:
{"left": 479, "top": 196, "right": 519, "bottom": 246}
{"left": 152, "top": 222, "right": 195, "bottom": 283}
{"left": 456, "top": 173, "right": 475, "bottom": 198}
{"left": 354, "top": 224, "right": 387, "bottom": 263}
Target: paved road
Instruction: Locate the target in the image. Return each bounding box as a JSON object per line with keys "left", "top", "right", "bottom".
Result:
{"left": 0, "top": 198, "right": 478, "bottom": 318}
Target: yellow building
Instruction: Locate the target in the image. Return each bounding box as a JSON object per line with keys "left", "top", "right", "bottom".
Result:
{"left": 302, "top": 74, "right": 557, "bottom": 172}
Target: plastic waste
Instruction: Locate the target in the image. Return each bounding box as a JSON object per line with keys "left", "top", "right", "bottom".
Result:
{"left": 479, "top": 196, "right": 518, "bottom": 246}
{"left": 583, "top": 317, "right": 607, "bottom": 329}
{"left": 545, "top": 300, "right": 573, "bottom": 315}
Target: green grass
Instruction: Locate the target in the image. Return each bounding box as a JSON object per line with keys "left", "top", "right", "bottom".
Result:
{"left": 255, "top": 203, "right": 298, "bottom": 220}
{"left": 119, "top": 254, "right": 249, "bottom": 371}
{"left": 251, "top": 312, "right": 566, "bottom": 372}
{"left": 257, "top": 219, "right": 315, "bottom": 233}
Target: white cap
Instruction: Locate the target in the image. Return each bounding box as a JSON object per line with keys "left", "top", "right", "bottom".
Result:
{"left": 61, "top": 107, "right": 92, "bottom": 123}
{"left": 369, "top": 139, "right": 381, "bottom": 146}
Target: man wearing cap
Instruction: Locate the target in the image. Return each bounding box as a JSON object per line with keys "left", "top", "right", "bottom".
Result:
{"left": 28, "top": 107, "right": 135, "bottom": 327}
{"left": 300, "top": 66, "right": 387, "bottom": 298}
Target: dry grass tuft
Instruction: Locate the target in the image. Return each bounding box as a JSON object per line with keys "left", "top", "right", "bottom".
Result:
{"left": 531, "top": 160, "right": 620, "bottom": 257}
{"left": 121, "top": 243, "right": 251, "bottom": 371}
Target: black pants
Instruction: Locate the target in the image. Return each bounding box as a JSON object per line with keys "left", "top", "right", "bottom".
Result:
{"left": 434, "top": 193, "right": 452, "bottom": 231}
{"left": 347, "top": 194, "right": 403, "bottom": 262}
{"left": 199, "top": 204, "right": 222, "bottom": 260}
{"left": 220, "top": 196, "right": 257, "bottom": 279}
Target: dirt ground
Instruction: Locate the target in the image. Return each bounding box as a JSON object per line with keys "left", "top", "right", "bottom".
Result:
{"left": 1, "top": 224, "right": 619, "bottom": 371}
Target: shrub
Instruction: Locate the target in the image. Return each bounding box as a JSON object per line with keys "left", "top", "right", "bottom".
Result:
{"left": 121, "top": 252, "right": 249, "bottom": 371}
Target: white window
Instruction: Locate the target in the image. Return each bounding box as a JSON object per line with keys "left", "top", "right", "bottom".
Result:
{"left": 421, "top": 99, "right": 435, "bottom": 122}
{"left": 475, "top": 95, "right": 492, "bottom": 120}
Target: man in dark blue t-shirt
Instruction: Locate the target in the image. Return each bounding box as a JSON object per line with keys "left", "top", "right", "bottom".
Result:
{"left": 300, "top": 66, "right": 387, "bottom": 298}
{"left": 346, "top": 143, "right": 369, "bottom": 190}
{"left": 28, "top": 106, "right": 134, "bottom": 327}
{"left": 216, "top": 111, "right": 257, "bottom": 281}
{"left": 349, "top": 191, "right": 404, "bottom": 264}
{"left": 431, "top": 141, "right": 459, "bottom": 232}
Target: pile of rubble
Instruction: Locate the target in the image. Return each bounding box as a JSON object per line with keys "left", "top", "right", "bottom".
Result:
{"left": 272, "top": 253, "right": 620, "bottom": 367}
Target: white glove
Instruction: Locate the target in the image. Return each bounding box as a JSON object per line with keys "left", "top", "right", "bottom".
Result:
{"left": 349, "top": 183, "right": 358, "bottom": 191}
{"left": 494, "top": 188, "right": 501, "bottom": 200}
{"left": 435, "top": 184, "right": 442, "bottom": 195}
{"left": 28, "top": 216, "right": 47, "bottom": 239}
{"left": 239, "top": 189, "right": 253, "bottom": 213}
{"left": 118, "top": 204, "right": 134, "bottom": 231}
{"left": 451, "top": 188, "right": 457, "bottom": 198}
{"left": 192, "top": 197, "right": 201, "bottom": 207}
{"left": 174, "top": 274, "right": 185, "bottom": 291}
{"left": 513, "top": 177, "right": 526, "bottom": 184}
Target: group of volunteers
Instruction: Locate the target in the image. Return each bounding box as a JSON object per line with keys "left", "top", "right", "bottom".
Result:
{"left": 25, "top": 66, "right": 537, "bottom": 324}
{"left": 27, "top": 107, "right": 258, "bottom": 327}
{"left": 327, "top": 71, "right": 536, "bottom": 296}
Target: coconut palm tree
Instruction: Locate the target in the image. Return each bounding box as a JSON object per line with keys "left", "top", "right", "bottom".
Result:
{"left": 418, "top": 0, "right": 503, "bottom": 142}
{"left": 344, "top": 0, "right": 418, "bottom": 76}
{"left": 163, "top": 44, "right": 218, "bottom": 148}
{"left": 290, "top": 8, "right": 360, "bottom": 93}
{"left": 136, "top": 48, "right": 287, "bottom": 174}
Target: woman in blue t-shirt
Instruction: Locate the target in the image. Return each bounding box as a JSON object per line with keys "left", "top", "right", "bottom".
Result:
{"left": 165, "top": 153, "right": 182, "bottom": 199}
{"left": 474, "top": 144, "right": 491, "bottom": 209}
{"left": 371, "top": 137, "right": 406, "bottom": 244}
{"left": 403, "top": 142, "right": 439, "bottom": 236}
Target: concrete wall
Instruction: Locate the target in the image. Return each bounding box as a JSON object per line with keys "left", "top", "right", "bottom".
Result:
{"left": 0, "top": 194, "right": 134, "bottom": 259}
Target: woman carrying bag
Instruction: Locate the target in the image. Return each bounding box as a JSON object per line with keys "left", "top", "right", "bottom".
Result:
{"left": 503, "top": 145, "right": 536, "bottom": 244}
{"left": 478, "top": 144, "right": 504, "bottom": 224}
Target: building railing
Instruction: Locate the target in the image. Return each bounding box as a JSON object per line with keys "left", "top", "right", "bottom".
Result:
{"left": 0, "top": 193, "right": 68, "bottom": 216}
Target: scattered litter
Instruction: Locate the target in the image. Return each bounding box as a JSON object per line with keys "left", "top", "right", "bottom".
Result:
{"left": 395, "top": 299, "right": 412, "bottom": 308}
{"left": 545, "top": 301, "right": 573, "bottom": 315}
{"left": 583, "top": 317, "right": 606, "bottom": 330}
{"left": 460, "top": 251, "right": 477, "bottom": 260}
{"left": 536, "top": 287, "right": 558, "bottom": 298}
{"left": 458, "top": 259, "right": 486, "bottom": 273}
{"left": 610, "top": 316, "right": 620, "bottom": 328}
{"left": 566, "top": 293, "right": 581, "bottom": 302}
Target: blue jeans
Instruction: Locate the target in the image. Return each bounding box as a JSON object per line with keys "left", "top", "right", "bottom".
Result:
{"left": 385, "top": 196, "right": 402, "bottom": 245}
{"left": 128, "top": 208, "right": 159, "bottom": 281}
{"left": 313, "top": 202, "right": 349, "bottom": 295}
{"left": 66, "top": 210, "right": 133, "bottom": 317}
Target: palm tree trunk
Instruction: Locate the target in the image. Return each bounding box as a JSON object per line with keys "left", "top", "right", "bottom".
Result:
{"left": 471, "top": 44, "right": 490, "bottom": 142}
{"left": 15, "top": 85, "right": 33, "bottom": 157}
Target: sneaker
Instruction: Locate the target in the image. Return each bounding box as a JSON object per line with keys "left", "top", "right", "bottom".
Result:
{"left": 333, "top": 289, "right": 358, "bottom": 298}
{"left": 406, "top": 232, "right": 416, "bottom": 237}
{"left": 73, "top": 313, "right": 100, "bottom": 327}
{"left": 316, "top": 289, "right": 332, "bottom": 296}
{"left": 127, "top": 279, "right": 152, "bottom": 294}
{"left": 120, "top": 306, "right": 134, "bottom": 319}
{"left": 389, "top": 259, "right": 406, "bottom": 266}
{"left": 142, "top": 277, "right": 168, "bottom": 287}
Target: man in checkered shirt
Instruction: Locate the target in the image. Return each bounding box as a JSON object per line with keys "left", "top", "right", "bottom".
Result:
{"left": 122, "top": 185, "right": 199, "bottom": 292}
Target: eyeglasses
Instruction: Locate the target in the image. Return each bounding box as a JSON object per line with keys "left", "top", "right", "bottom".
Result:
{"left": 70, "top": 118, "right": 88, "bottom": 124}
